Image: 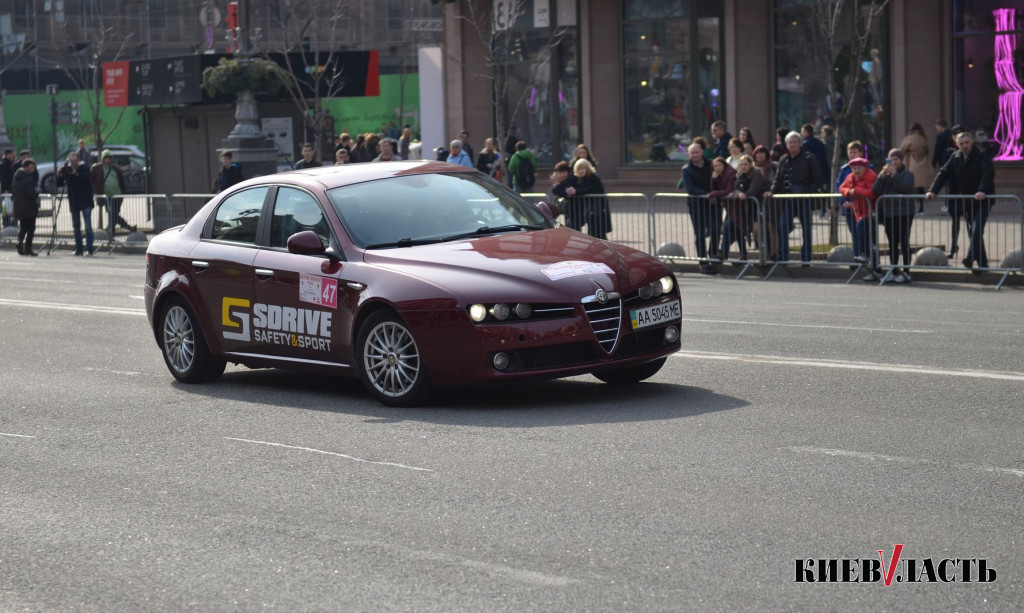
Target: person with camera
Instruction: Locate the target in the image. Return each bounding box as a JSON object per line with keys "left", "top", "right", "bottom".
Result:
{"left": 56, "top": 151, "right": 95, "bottom": 256}
{"left": 12, "top": 158, "right": 40, "bottom": 256}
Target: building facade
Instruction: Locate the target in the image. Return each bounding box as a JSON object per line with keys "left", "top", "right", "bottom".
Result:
{"left": 442, "top": 0, "right": 1024, "bottom": 199}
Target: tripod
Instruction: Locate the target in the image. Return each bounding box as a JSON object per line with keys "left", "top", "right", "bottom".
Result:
{"left": 44, "top": 178, "right": 67, "bottom": 256}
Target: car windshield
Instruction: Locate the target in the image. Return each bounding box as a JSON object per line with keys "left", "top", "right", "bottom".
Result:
{"left": 327, "top": 172, "right": 553, "bottom": 249}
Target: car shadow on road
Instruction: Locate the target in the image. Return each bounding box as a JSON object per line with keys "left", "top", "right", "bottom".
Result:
{"left": 173, "top": 369, "right": 748, "bottom": 427}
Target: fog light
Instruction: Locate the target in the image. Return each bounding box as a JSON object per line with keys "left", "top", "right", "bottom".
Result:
{"left": 491, "top": 303, "right": 510, "bottom": 321}
{"left": 469, "top": 304, "right": 488, "bottom": 322}
{"left": 664, "top": 326, "right": 679, "bottom": 343}
{"left": 514, "top": 303, "right": 532, "bottom": 319}
{"left": 492, "top": 352, "right": 510, "bottom": 370}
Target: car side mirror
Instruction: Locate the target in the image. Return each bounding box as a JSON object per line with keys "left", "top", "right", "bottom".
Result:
{"left": 287, "top": 230, "right": 327, "bottom": 255}
{"left": 535, "top": 201, "right": 557, "bottom": 221}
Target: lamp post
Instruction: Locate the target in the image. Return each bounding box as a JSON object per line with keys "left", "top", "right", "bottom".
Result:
{"left": 216, "top": 0, "right": 279, "bottom": 179}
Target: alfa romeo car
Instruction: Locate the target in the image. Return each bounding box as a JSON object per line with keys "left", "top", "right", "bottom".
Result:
{"left": 144, "top": 160, "right": 682, "bottom": 406}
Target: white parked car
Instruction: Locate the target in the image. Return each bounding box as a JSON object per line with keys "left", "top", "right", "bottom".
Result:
{"left": 37, "top": 145, "right": 147, "bottom": 194}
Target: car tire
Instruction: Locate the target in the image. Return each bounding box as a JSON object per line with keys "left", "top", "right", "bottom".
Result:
{"left": 357, "top": 310, "right": 431, "bottom": 406}
{"left": 158, "top": 296, "right": 226, "bottom": 384}
{"left": 593, "top": 357, "right": 667, "bottom": 385}
{"left": 41, "top": 174, "right": 55, "bottom": 194}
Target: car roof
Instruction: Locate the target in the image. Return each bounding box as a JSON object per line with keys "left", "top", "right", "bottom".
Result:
{"left": 248, "top": 160, "right": 479, "bottom": 191}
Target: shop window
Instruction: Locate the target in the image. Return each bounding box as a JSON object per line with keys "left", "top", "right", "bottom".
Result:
{"left": 773, "top": 1, "right": 889, "bottom": 164}
{"left": 622, "top": 1, "right": 722, "bottom": 164}
{"left": 493, "top": 2, "right": 578, "bottom": 166}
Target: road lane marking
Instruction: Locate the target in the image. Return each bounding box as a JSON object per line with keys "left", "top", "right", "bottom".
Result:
{"left": 681, "top": 317, "right": 933, "bottom": 334}
{"left": 396, "top": 544, "right": 579, "bottom": 586}
{"left": 789, "top": 446, "right": 1024, "bottom": 479}
{"left": 672, "top": 350, "right": 1024, "bottom": 381}
{"left": 225, "top": 437, "right": 435, "bottom": 472}
{"left": 0, "top": 297, "right": 145, "bottom": 316}
{"left": 0, "top": 432, "right": 36, "bottom": 438}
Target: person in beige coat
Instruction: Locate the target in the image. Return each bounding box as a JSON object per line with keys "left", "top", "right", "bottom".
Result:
{"left": 900, "top": 123, "right": 934, "bottom": 214}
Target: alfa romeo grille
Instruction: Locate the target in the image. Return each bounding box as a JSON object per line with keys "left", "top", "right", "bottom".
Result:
{"left": 583, "top": 295, "right": 621, "bottom": 354}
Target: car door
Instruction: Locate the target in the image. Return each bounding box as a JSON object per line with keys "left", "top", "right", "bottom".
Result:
{"left": 188, "top": 186, "right": 269, "bottom": 357}
{"left": 251, "top": 186, "right": 349, "bottom": 367}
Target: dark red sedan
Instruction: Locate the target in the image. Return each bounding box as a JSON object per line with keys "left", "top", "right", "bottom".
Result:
{"left": 144, "top": 161, "right": 681, "bottom": 405}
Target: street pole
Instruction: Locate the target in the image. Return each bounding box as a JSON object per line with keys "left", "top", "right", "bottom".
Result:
{"left": 47, "top": 84, "right": 58, "bottom": 194}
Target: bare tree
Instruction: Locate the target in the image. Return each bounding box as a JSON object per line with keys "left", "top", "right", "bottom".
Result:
{"left": 259, "top": 0, "right": 355, "bottom": 161}
{"left": 811, "top": 0, "right": 890, "bottom": 243}
{"left": 55, "top": 16, "right": 134, "bottom": 154}
{"left": 449, "top": 1, "right": 567, "bottom": 164}
{"left": 813, "top": 0, "right": 891, "bottom": 185}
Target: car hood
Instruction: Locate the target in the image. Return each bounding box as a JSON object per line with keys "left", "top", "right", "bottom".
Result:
{"left": 360, "top": 226, "right": 668, "bottom": 303}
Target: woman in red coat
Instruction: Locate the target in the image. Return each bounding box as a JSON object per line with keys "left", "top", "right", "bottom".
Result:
{"left": 839, "top": 157, "right": 880, "bottom": 280}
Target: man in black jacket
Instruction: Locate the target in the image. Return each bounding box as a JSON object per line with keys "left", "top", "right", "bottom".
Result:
{"left": 213, "top": 151, "right": 244, "bottom": 192}
{"left": 926, "top": 131, "right": 995, "bottom": 270}
{"left": 766, "top": 131, "right": 824, "bottom": 263}
{"left": 678, "top": 142, "right": 719, "bottom": 274}
{"left": 56, "top": 151, "right": 95, "bottom": 255}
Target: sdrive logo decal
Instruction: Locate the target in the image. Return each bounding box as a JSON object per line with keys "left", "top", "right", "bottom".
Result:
{"left": 222, "top": 297, "right": 333, "bottom": 351}
{"left": 796, "top": 545, "right": 997, "bottom": 585}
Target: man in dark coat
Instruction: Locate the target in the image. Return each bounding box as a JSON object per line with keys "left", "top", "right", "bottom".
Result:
{"left": 801, "top": 123, "right": 829, "bottom": 192}
{"left": 711, "top": 121, "right": 733, "bottom": 160}
{"left": 678, "top": 142, "right": 719, "bottom": 274}
{"left": 766, "top": 131, "right": 824, "bottom": 263}
{"left": 213, "top": 151, "right": 244, "bottom": 192}
{"left": 56, "top": 151, "right": 95, "bottom": 255}
{"left": 12, "top": 158, "right": 40, "bottom": 256}
{"left": 926, "top": 131, "right": 995, "bottom": 270}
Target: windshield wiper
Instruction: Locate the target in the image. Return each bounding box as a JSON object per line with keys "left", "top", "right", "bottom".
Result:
{"left": 364, "top": 237, "right": 443, "bottom": 249}
{"left": 441, "top": 224, "right": 544, "bottom": 242}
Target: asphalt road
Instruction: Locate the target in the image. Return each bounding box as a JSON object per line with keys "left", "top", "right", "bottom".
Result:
{"left": 1, "top": 249, "right": 1022, "bottom": 611}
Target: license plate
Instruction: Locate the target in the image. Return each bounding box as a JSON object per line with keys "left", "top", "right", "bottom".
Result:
{"left": 630, "top": 300, "right": 681, "bottom": 329}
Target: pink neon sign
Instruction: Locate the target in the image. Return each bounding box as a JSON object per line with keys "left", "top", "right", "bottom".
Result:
{"left": 992, "top": 8, "right": 1023, "bottom": 160}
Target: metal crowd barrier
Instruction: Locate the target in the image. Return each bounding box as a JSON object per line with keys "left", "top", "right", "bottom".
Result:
{"left": 868, "top": 194, "right": 1024, "bottom": 290}
{"left": 523, "top": 192, "right": 654, "bottom": 254}
{"left": 7, "top": 185, "right": 1024, "bottom": 290}
{"left": 4, "top": 192, "right": 215, "bottom": 254}
{"left": 649, "top": 193, "right": 765, "bottom": 279}
{"left": 648, "top": 191, "right": 1023, "bottom": 288}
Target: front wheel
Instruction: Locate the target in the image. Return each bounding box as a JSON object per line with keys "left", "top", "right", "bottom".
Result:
{"left": 41, "top": 174, "right": 55, "bottom": 194}
{"left": 593, "top": 357, "right": 667, "bottom": 385}
{"left": 158, "top": 296, "right": 226, "bottom": 383}
{"left": 357, "top": 310, "right": 431, "bottom": 406}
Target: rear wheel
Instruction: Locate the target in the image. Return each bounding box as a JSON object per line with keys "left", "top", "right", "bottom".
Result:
{"left": 158, "top": 296, "right": 226, "bottom": 383}
{"left": 357, "top": 310, "right": 431, "bottom": 406}
{"left": 41, "top": 174, "right": 55, "bottom": 194}
{"left": 593, "top": 357, "right": 667, "bottom": 385}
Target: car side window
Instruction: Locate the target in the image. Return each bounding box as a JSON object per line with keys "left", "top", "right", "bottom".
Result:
{"left": 270, "top": 187, "right": 330, "bottom": 248}
{"left": 210, "top": 187, "right": 268, "bottom": 244}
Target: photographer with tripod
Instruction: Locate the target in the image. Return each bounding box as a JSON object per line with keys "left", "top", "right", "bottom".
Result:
{"left": 56, "top": 151, "right": 95, "bottom": 256}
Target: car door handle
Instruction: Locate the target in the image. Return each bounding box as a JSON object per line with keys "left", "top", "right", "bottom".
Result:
{"left": 192, "top": 260, "right": 209, "bottom": 271}
{"left": 255, "top": 268, "right": 275, "bottom": 278}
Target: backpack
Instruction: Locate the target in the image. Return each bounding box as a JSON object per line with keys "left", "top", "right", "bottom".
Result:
{"left": 516, "top": 154, "right": 535, "bottom": 190}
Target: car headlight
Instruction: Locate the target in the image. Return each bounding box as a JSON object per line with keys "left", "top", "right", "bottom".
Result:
{"left": 638, "top": 283, "right": 654, "bottom": 300}
{"left": 469, "top": 304, "right": 488, "bottom": 322}
{"left": 514, "top": 303, "right": 532, "bottom": 319}
{"left": 491, "top": 303, "right": 510, "bottom": 321}
{"left": 659, "top": 275, "right": 674, "bottom": 294}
